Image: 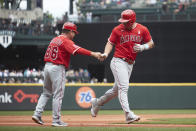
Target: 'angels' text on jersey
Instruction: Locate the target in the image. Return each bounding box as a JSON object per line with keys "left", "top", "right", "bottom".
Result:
{"left": 120, "top": 35, "right": 143, "bottom": 44}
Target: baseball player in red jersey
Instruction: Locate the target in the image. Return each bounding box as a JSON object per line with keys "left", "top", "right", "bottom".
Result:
{"left": 91, "top": 9, "right": 154, "bottom": 124}
{"left": 32, "top": 22, "right": 101, "bottom": 127}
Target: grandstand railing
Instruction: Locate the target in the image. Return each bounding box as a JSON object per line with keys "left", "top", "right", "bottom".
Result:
{"left": 79, "top": 6, "right": 196, "bottom": 23}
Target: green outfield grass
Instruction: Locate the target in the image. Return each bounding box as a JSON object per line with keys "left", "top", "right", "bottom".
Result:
{"left": 1, "top": 110, "right": 196, "bottom": 131}
{"left": 139, "top": 118, "right": 196, "bottom": 125}
{"left": 1, "top": 109, "right": 196, "bottom": 116}
{"left": 114, "top": 118, "right": 196, "bottom": 125}
{"left": 1, "top": 126, "right": 196, "bottom": 131}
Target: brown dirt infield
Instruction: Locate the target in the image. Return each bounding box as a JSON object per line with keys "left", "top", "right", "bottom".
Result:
{"left": 0, "top": 114, "right": 196, "bottom": 128}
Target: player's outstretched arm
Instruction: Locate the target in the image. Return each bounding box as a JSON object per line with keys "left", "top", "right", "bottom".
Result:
{"left": 99, "top": 41, "right": 113, "bottom": 61}
{"left": 91, "top": 52, "right": 102, "bottom": 60}
{"left": 104, "top": 41, "right": 113, "bottom": 57}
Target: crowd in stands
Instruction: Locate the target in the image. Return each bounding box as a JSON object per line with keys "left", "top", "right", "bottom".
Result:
{"left": 0, "top": 68, "right": 102, "bottom": 84}
{"left": 78, "top": 0, "right": 196, "bottom": 14}
{"left": 0, "top": 68, "right": 43, "bottom": 83}
{"left": 78, "top": 0, "right": 196, "bottom": 9}
{"left": 1, "top": 0, "right": 196, "bottom": 34}
{"left": 160, "top": 0, "right": 196, "bottom": 15}
{"left": 76, "top": 0, "right": 196, "bottom": 22}
{"left": 0, "top": 18, "right": 57, "bottom": 36}
{"left": 78, "top": 0, "right": 131, "bottom": 10}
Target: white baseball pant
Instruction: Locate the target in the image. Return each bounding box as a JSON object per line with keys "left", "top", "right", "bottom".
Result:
{"left": 97, "top": 57, "right": 136, "bottom": 117}
{"left": 34, "top": 62, "right": 66, "bottom": 123}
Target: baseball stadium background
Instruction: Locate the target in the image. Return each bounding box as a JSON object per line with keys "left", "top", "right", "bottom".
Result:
{"left": 0, "top": 0, "right": 196, "bottom": 131}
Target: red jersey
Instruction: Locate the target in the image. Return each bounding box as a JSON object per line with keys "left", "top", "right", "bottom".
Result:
{"left": 44, "top": 35, "right": 81, "bottom": 68}
{"left": 108, "top": 23, "right": 152, "bottom": 61}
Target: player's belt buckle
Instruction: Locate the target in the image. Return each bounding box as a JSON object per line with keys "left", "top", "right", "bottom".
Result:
{"left": 122, "top": 58, "right": 134, "bottom": 64}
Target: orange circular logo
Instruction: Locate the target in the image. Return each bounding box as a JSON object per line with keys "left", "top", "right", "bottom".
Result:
{"left": 75, "top": 87, "right": 96, "bottom": 108}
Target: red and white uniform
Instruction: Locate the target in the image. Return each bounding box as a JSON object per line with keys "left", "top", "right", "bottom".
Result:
{"left": 34, "top": 34, "right": 91, "bottom": 123}
{"left": 44, "top": 35, "right": 91, "bottom": 68}
{"left": 109, "top": 23, "right": 152, "bottom": 61}
{"left": 97, "top": 23, "right": 153, "bottom": 121}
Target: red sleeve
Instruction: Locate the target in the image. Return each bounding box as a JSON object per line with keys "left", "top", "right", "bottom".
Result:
{"left": 63, "top": 39, "right": 91, "bottom": 56}
{"left": 108, "top": 28, "right": 118, "bottom": 45}
{"left": 142, "top": 26, "right": 152, "bottom": 43}
{"left": 63, "top": 40, "right": 81, "bottom": 54}
{"left": 76, "top": 48, "right": 91, "bottom": 56}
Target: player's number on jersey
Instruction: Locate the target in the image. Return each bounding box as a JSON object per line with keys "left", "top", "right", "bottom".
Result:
{"left": 80, "top": 92, "right": 92, "bottom": 103}
{"left": 45, "top": 45, "right": 58, "bottom": 60}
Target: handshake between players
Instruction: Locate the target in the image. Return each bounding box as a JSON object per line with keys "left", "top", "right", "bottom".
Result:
{"left": 90, "top": 52, "right": 107, "bottom": 61}
{"left": 92, "top": 41, "right": 148, "bottom": 62}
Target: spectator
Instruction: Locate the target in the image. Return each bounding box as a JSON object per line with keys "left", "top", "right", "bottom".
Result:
{"left": 174, "top": 0, "right": 190, "bottom": 14}
{"left": 0, "top": 70, "right": 2, "bottom": 77}
{"left": 162, "top": 1, "right": 169, "bottom": 14}
{"left": 103, "top": 78, "right": 108, "bottom": 83}
{"left": 78, "top": 12, "right": 86, "bottom": 23}
{"left": 63, "top": 12, "right": 68, "bottom": 22}
{"left": 90, "top": 77, "right": 98, "bottom": 83}
{"left": 16, "top": 70, "right": 23, "bottom": 77}
{"left": 8, "top": 78, "right": 15, "bottom": 83}
{"left": 38, "top": 78, "right": 44, "bottom": 84}
{"left": 9, "top": 70, "right": 16, "bottom": 77}
{"left": 86, "top": 12, "right": 92, "bottom": 23}
{"left": 24, "top": 68, "right": 31, "bottom": 77}
{"left": 146, "top": 0, "right": 157, "bottom": 7}
{"left": 190, "top": 0, "right": 196, "bottom": 7}
{"left": 3, "top": 69, "right": 9, "bottom": 77}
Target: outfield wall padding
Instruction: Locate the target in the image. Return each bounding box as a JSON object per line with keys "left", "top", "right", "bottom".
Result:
{"left": 0, "top": 84, "right": 196, "bottom": 110}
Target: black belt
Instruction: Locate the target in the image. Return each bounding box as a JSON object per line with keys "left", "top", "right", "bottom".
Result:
{"left": 121, "top": 58, "right": 134, "bottom": 64}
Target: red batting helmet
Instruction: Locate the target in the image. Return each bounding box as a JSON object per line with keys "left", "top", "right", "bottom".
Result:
{"left": 118, "top": 9, "right": 136, "bottom": 23}
{"left": 62, "top": 22, "right": 79, "bottom": 34}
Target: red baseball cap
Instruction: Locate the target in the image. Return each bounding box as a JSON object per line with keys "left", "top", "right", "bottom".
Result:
{"left": 118, "top": 9, "right": 136, "bottom": 23}
{"left": 62, "top": 22, "right": 79, "bottom": 34}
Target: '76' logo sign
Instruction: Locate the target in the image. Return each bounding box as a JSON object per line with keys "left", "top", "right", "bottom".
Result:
{"left": 75, "top": 87, "right": 96, "bottom": 108}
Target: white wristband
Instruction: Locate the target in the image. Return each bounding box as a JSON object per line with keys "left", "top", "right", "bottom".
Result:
{"left": 143, "top": 44, "right": 150, "bottom": 50}
{"left": 104, "top": 53, "right": 108, "bottom": 57}
{"left": 101, "top": 53, "right": 108, "bottom": 57}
